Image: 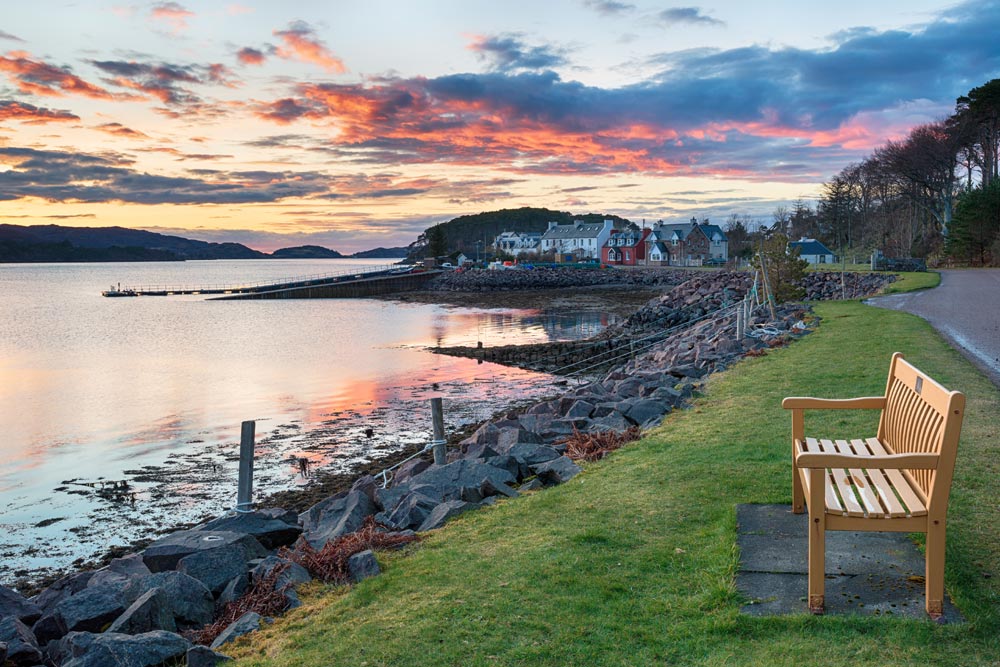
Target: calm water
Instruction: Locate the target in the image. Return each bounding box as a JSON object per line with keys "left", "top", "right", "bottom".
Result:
{"left": 0, "top": 259, "right": 616, "bottom": 583}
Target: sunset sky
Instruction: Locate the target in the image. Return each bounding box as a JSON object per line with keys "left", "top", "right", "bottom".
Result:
{"left": 2, "top": 1, "right": 999, "bottom": 253}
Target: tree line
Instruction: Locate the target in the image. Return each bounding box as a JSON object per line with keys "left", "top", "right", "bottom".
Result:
{"left": 817, "top": 78, "right": 1000, "bottom": 265}
{"left": 718, "top": 79, "right": 1000, "bottom": 267}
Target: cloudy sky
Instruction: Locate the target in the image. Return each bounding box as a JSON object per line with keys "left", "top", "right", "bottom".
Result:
{"left": 1, "top": 1, "right": 998, "bottom": 252}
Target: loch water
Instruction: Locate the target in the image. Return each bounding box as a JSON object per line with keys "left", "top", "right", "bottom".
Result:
{"left": 0, "top": 259, "right": 618, "bottom": 583}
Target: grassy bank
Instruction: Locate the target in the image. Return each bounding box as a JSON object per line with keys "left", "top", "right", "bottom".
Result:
{"left": 229, "top": 298, "right": 999, "bottom": 666}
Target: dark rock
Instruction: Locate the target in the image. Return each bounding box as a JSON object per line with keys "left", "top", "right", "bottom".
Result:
{"left": 186, "top": 644, "right": 233, "bottom": 666}
{"left": 516, "top": 413, "right": 552, "bottom": 434}
{"left": 462, "top": 442, "right": 500, "bottom": 461}
{"left": 407, "top": 460, "right": 516, "bottom": 502}
{"left": 0, "top": 641, "right": 5, "bottom": 664}
{"left": 378, "top": 491, "right": 440, "bottom": 531}
{"left": 142, "top": 530, "right": 267, "bottom": 573}
{"left": 177, "top": 544, "right": 253, "bottom": 596}
{"left": 508, "top": 443, "right": 561, "bottom": 467}
{"left": 481, "top": 454, "right": 521, "bottom": 481}
{"left": 392, "top": 458, "right": 431, "bottom": 485}
{"left": 300, "top": 490, "right": 376, "bottom": 548}
{"left": 33, "top": 585, "right": 125, "bottom": 643}
{"left": 494, "top": 427, "right": 543, "bottom": 453}
{"left": 0, "top": 616, "right": 43, "bottom": 666}
{"left": 61, "top": 630, "right": 190, "bottom": 667}
{"left": 31, "top": 572, "right": 93, "bottom": 615}
{"left": 518, "top": 478, "right": 544, "bottom": 492}
{"left": 88, "top": 554, "right": 152, "bottom": 590}
{"left": 613, "top": 376, "right": 644, "bottom": 397}
{"left": 530, "top": 456, "right": 582, "bottom": 485}
{"left": 0, "top": 585, "right": 41, "bottom": 625}
{"left": 564, "top": 400, "right": 595, "bottom": 419}
{"left": 348, "top": 475, "right": 378, "bottom": 503}
{"left": 347, "top": 550, "right": 380, "bottom": 583}
{"left": 209, "top": 612, "right": 261, "bottom": 650}
{"left": 251, "top": 556, "right": 312, "bottom": 590}
{"left": 46, "top": 629, "right": 97, "bottom": 665}
{"left": 107, "top": 588, "right": 176, "bottom": 635}
{"left": 198, "top": 511, "right": 302, "bottom": 550}
{"left": 215, "top": 575, "right": 248, "bottom": 611}
{"left": 590, "top": 412, "right": 632, "bottom": 433}
{"left": 417, "top": 500, "right": 474, "bottom": 532}
{"left": 479, "top": 478, "right": 519, "bottom": 499}
{"left": 122, "top": 572, "right": 214, "bottom": 629}
{"left": 624, "top": 399, "right": 670, "bottom": 426}
{"left": 375, "top": 483, "right": 442, "bottom": 514}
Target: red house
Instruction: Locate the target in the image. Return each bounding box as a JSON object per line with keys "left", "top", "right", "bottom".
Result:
{"left": 602, "top": 229, "right": 651, "bottom": 266}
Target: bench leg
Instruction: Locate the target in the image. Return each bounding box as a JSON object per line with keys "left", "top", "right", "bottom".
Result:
{"left": 807, "top": 468, "right": 826, "bottom": 614}
{"left": 792, "top": 465, "right": 804, "bottom": 514}
{"left": 925, "top": 520, "right": 946, "bottom": 619}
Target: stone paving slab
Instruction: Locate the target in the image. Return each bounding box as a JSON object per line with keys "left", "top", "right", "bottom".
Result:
{"left": 735, "top": 504, "right": 962, "bottom": 622}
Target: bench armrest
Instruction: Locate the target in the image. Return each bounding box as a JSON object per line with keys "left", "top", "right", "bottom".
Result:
{"left": 793, "top": 441, "right": 939, "bottom": 469}
{"left": 782, "top": 397, "right": 886, "bottom": 410}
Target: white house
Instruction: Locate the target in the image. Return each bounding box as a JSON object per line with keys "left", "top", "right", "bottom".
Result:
{"left": 493, "top": 231, "right": 542, "bottom": 258}
{"left": 539, "top": 220, "right": 615, "bottom": 260}
{"left": 788, "top": 237, "right": 835, "bottom": 264}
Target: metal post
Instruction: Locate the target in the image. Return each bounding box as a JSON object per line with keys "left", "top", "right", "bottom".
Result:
{"left": 236, "top": 420, "right": 255, "bottom": 513}
{"left": 431, "top": 397, "right": 446, "bottom": 466}
{"left": 736, "top": 304, "right": 744, "bottom": 339}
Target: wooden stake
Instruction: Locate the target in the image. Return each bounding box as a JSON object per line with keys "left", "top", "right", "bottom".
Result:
{"left": 236, "top": 420, "right": 255, "bottom": 513}
{"left": 431, "top": 397, "right": 446, "bottom": 466}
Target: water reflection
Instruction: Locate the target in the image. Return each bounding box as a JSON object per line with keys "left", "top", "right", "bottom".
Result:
{"left": 0, "top": 260, "right": 616, "bottom": 582}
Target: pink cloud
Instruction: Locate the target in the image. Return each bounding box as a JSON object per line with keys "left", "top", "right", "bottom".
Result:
{"left": 236, "top": 47, "right": 267, "bottom": 66}
{"left": 273, "top": 21, "right": 346, "bottom": 73}
{"left": 150, "top": 2, "right": 194, "bottom": 33}
{"left": 0, "top": 50, "right": 116, "bottom": 99}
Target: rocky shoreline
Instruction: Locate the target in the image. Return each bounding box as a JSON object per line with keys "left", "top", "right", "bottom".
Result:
{"left": 0, "top": 268, "right": 899, "bottom": 666}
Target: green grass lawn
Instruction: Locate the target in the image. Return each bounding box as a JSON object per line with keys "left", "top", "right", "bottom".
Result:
{"left": 229, "top": 300, "right": 999, "bottom": 666}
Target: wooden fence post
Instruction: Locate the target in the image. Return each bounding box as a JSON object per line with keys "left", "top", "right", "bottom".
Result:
{"left": 236, "top": 420, "right": 255, "bottom": 513}
{"left": 431, "top": 397, "right": 446, "bottom": 466}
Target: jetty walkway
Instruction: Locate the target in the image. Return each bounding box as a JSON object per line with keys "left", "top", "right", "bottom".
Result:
{"left": 101, "top": 265, "right": 441, "bottom": 299}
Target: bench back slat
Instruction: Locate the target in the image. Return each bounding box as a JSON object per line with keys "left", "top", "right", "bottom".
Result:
{"left": 877, "top": 353, "right": 964, "bottom": 510}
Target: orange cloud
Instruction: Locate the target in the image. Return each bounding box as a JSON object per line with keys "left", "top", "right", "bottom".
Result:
{"left": 150, "top": 2, "right": 194, "bottom": 33}
{"left": 0, "top": 51, "right": 115, "bottom": 99}
{"left": 273, "top": 22, "right": 346, "bottom": 73}
{"left": 0, "top": 100, "right": 79, "bottom": 123}
{"left": 93, "top": 122, "right": 149, "bottom": 139}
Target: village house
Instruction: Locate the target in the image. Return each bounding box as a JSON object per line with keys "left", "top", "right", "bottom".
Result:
{"left": 788, "top": 237, "right": 835, "bottom": 264}
{"left": 601, "top": 228, "right": 651, "bottom": 266}
{"left": 492, "top": 230, "right": 542, "bottom": 258}
{"left": 539, "top": 220, "right": 615, "bottom": 260}
{"left": 646, "top": 218, "right": 728, "bottom": 266}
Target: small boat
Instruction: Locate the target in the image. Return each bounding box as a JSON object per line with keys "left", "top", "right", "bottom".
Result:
{"left": 102, "top": 283, "right": 138, "bottom": 297}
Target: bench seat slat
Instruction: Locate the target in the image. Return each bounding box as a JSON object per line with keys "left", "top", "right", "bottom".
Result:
{"left": 837, "top": 439, "right": 886, "bottom": 517}
{"left": 865, "top": 437, "right": 927, "bottom": 517}
{"left": 853, "top": 439, "right": 908, "bottom": 518}
{"left": 822, "top": 438, "right": 866, "bottom": 517}
{"left": 802, "top": 438, "right": 844, "bottom": 513}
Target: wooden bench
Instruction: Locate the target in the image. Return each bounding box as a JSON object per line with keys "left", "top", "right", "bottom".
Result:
{"left": 782, "top": 352, "right": 965, "bottom": 618}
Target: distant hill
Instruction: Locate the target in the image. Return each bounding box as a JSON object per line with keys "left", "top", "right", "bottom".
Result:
{"left": 350, "top": 246, "right": 409, "bottom": 258}
{"left": 271, "top": 245, "right": 344, "bottom": 259}
{"left": 0, "top": 239, "right": 179, "bottom": 263}
{"left": 404, "top": 207, "right": 636, "bottom": 262}
{"left": 0, "top": 224, "right": 267, "bottom": 261}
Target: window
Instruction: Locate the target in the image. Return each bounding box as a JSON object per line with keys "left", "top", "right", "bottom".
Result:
{"left": 625, "top": 250, "right": 631, "bottom": 261}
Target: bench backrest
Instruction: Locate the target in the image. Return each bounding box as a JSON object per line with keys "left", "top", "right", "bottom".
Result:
{"left": 877, "top": 353, "right": 965, "bottom": 511}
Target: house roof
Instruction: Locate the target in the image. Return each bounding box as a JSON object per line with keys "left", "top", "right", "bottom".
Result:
{"left": 541, "top": 221, "right": 610, "bottom": 240}
{"left": 788, "top": 238, "right": 834, "bottom": 256}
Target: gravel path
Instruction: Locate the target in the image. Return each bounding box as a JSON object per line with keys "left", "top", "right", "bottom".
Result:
{"left": 866, "top": 269, "right": 1000, "bottom": 388}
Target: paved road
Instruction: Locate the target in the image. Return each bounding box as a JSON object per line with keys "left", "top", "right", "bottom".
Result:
{"left": 867, "top": 269, "right": 1000, "bottom": 388}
